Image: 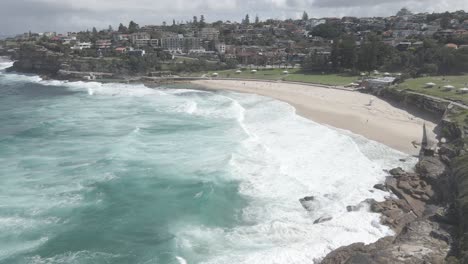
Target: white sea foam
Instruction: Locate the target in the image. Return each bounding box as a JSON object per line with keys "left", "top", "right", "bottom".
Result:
{"left": 0, "top": 71, "right": 414, "bottom": 263}
{"left": 175, "top": 92, "right": 411, "bottom": 264}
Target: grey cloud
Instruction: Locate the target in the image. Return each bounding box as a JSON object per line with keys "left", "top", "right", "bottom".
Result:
{"left": 0, "top": 0, "right": 467, "bottom": 35}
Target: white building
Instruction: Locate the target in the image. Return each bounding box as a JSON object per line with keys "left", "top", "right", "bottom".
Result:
{"left": 71, "top": 42, "right": 92, "bottom": 50}
{"left": 130, "top": 32, "right": 150, "bottom": 44}
{"left": 215, "top": 43, "right": 226, "bottom": 54}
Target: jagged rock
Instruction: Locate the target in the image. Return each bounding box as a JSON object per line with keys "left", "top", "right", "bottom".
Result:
{"left": 416, "top": 157, "right": 448, "bottom": 181}
{"left": 389, "top": 167, "right": 406, "bottom": 177}
{"left": 321, "top": 220, "right": 450, "bottom": 264}
{"left": 300, "top": 196, "right": 315, "bottom": 202}
{"left": 374, "top": 183, "right": 387, "bottom": 191}
{"left": 299, "top": 196, "right": 315, "bottom": 211}
{"left": 314, "top": 216, "right": 333, "bottom": 224}
{"left": 439, "top": 143, "right": 458, "bottom": 159}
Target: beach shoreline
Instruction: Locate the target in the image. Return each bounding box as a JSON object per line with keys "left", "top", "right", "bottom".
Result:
{"left": 192, "top": 79, "right": 438, "bottom": 156}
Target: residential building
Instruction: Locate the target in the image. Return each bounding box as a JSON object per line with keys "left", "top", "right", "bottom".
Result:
{"left": 71, "top": 42, "right": 92, "bottom": 50}
{"left": 130, "top": 32, "right": 150, "bottom": 44}
{"left": 215, "top": 43, "right": 226, "bottom": 54}
{"left": 199, "top": 28, "right": 220, "bottom": 40}
{"left": 96, "top": 39, "right": 112, "bottom": 49}
{"left": 161, "top": 35, "right": 201, "bottom": 52}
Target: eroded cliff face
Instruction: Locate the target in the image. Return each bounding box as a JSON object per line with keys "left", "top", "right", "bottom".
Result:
{"left": 321, "top": 91, "right": 468, "bottom": 264}
{"left": 377, "top": 88, "right": 450, "bottom": 118}
{"left": 11, "top": 45, "right": 63, "bottom": 75}
{"left": 9, "top": 45, "right": 133, "bottom": 79}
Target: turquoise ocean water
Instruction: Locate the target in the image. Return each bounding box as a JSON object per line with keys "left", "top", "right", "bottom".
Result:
{"left": 0, "top": 58, "right": 415, "bottom": 264}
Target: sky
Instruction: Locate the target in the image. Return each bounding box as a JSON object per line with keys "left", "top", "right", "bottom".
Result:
{"left": 1, "top": 0, "right": 468, "bottom": 35}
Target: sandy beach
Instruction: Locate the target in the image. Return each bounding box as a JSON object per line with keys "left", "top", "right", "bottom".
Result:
{"left": 192, "top": 80, "right": 437, "bottom": 156}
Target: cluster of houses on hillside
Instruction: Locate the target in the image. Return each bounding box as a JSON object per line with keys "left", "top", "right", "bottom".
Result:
{"left": 3, "top": 9, "right": 468, "bottom": 66}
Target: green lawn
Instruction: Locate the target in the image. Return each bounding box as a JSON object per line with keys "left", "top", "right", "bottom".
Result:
{"left": 187, "top": 68, "right": 359, "bottom": 86}
{"left": 396, "top": 75, "right": 468, "bottom": 105}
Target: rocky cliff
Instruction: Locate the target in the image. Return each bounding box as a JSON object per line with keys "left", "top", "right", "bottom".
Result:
{"left": 9, "top": 44, "right": 135, "bottom": 79}
{"left": 321, "top": 89, "right": 468, "bottom": 264}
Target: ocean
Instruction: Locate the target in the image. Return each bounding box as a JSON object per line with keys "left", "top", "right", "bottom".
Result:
{"left": 0, "top": 58, "right": 415, "bottom": 264}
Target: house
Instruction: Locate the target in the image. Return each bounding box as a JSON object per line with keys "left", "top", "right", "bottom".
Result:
{"left": 71, "top": 42, "right": 92, "bottom": 50}
{"left": 113, "top": 34, "right": 130, "bottom": 41}
{"left": 215, "top": 43, "right": 226, "bottom": 54}
{"left": 445, "top": 43, "right": 458, "bottom": 49}
{"left": 96, "top": 39, "right": 112, "bottom": 49}
{"left": 43, "top": 32, "right": 56, "bottom": 38}
{"left": 115, "top": 47, "right": 128, "bottom": 54}
{"left": 128, "top": 49, "right": 146, "bottom": 56}
{"left": 130, "top": 32, "right": 150, "bottom": 44}
{"left": 396, "top": 41, "right": 412, "bottom": 51}
{"left": 455, "top": 29, "right": 468, "bottom": 36}
{"left": 435, "top": 29, "right": 455, "bottom": 38}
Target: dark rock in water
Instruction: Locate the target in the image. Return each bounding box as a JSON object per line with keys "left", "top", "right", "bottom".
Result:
{"left": 299, "top": 196, "right": 315, "bottom": 211}
{"left": 399, "top": 158, "right": 407, "bottom": 162}
{"left": 300, "top": 196, "right": 315, "bottom": 202}
{"left": 347, "top": 205, "right": 359, "bottom": 212}
{"left": 373, "top": 183, "right": 387, "bottom": 191}
{"left": 389, "top": 167, "right": 406, "bottom": 177}
{"left": 313, "top": 216, "right": 333, "bottom": 224}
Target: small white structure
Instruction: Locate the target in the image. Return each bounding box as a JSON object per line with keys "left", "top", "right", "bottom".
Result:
{"left": 365, "top": 77, "right": 396, "bottom": 90}
{"left": 211, "top": 73, "right": 219, "bottom": 77}
{"left": 283, "top": 70, "right": 289, "bottom": 75}
{"left": 460, "top": 87, "right": 468, "bottom": 94}
{"left": 383, "top": 72, "right": 391, "bottom": 76}
{"left": 373, "top": 70, "right": 380, "bottom": 75}
{"left": 236, "top": 70, "right": 242, "bottom": 74}
{"left": 251, "top": 69, "right": 257, "bottom": 73}
{"left": 443, "top": 85, "right": 455, "bottom": 91}
{"left": 425, "top": 82, "right": 436, "bottom": 88}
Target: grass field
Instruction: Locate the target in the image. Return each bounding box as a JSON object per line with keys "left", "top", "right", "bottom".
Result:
{"left": 396, "top": 75, "right": 468, "bottom": 105}
{"left": 188, "top": 68, "right": 359, "bottom": 86}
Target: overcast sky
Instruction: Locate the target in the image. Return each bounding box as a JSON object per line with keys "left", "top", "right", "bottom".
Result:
{"left": 1, "top": 0, "right": 468, "bottom": 35}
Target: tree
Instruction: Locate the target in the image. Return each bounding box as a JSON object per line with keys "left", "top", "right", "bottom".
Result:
{"left": 108, "top": 25, "right": 113, "bottom": 32}
{"left": 173, "top": 19, "right": 176, "bottom": 26}
{"left": 200, "top": 15, "right": 206, "bottom": 28}
{"left": 193, "top": 16, "right": 198, "bottom": 26}
{"left": 118, "top": 23, "right": 128, "bottom": 33}
{"left": 92, "top": 27, "right": 98, "bottom": 36}
{"left": 440, "top": 12, "right": 451, "bottom": 29}
{"left": 312, "top": 23, "right": 343, "bottom": 39}
{"left": 244, "top": 14, "right": 250, "bottom": 25}
{"left": 396, "top": 8, "right": 412, "bottom": 17}
{"left": 302, "top": 11, "right": 309, "bottom": 21}
{"left": 128, "top": 21, "right": 139, "bottom": 33}
{"left": 255, "top": 15, "right": 260, "bottom": 25}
